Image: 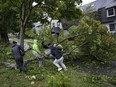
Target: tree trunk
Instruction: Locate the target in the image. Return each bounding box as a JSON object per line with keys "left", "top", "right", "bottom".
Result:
{"left": 20, "top": 3, "right": 26, "bottom": 47}
{"left": 0, "top": 32, "right": 9, "bottom": 43}
{"left": 20, "top": 23, "right": 25, "bottom": 47}
{"left": 20, "top": 2, "right": 33, "bottom": 47}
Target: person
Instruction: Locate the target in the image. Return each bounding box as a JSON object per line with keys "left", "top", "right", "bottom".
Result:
{"left": 12, "top": 41, "right": 26, "bottom": 73}
{"left": 41, "top": 41, "right": 51, "bottom": 56}
{"left": 32, "top": 39, "right": 43, "bottom": 67}
{"left": 49, "top": 44, "right": 67, "bottom": 71}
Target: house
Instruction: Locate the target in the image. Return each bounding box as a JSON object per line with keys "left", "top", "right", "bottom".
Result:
{"left": 33, "top": 21, "right": 42, "bottom": 35}
{"left": 33, "top": 19, "right": 62, "bottom": 35}
{"left": 51, "top": 19, "right": 62, "bottom": 29}
{"left": 80, "top": 0, "right": 116, "bottom": 33}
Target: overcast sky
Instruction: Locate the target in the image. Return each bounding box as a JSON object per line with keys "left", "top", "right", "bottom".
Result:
{"left": 82, "top": 0, "right": 96, "bottom": 5}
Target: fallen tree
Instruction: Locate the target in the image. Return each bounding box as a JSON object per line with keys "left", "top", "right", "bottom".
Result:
{"left": 0, "top": 33, "right": 86, "bottom": 69}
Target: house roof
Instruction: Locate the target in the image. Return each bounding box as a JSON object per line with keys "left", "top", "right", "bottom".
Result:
{"left": 80, "top": 0, "right": 116, "bottom": 11}
{"left": 80, "top": 1, "right": 95, "bottom": 11}
{"left": 105, "top": 0, "right": 116, "bottom": 8}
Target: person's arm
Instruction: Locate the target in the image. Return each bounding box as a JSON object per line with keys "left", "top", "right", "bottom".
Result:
{"left": 19, "top": 45, "right": 25, "bottom": 56}
{"left": 44, "top": 48, "right": 51, "bottom": 56}
{"left": 11, "top": 49, "right": 15, "bottom": 59}
{"left": 41, "top": 41, "right": 49, "bottom": 49}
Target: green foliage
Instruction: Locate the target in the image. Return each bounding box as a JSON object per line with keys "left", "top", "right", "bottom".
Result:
{"left": 0, "top": 42, "right": 12, "bottom": 61}
{"left": 38, "top": 25, "right": 77, "bottom": 59}
{"left": 38, "top": 17, "right": 116, "bottom": 63}
{"left": 83, "top": 73, "right": 100, "bottom": 83}
{"left": 76, "top": 16, "right": 116, "bottom": 62}
{"left": 39, "top": 26, "right": 54, "bottom": 44}
{"left": 83, "top": 73, "right": 116, "bottom": 86}
{"left": 39, "top": 25, "right": 68, "bottom": 44}
{"left": 107, "top": 76, "right": 116, "bottom": 85}
{"left": 0, "top": 62, "right": 116, "bottom": 87}
{"left": 82, "top": 3, "right": 100, "bottom": 20}
{"left": 43, "top": 0, "right": 82, "bottom": 21}
{"left": 27, "top": 67, "right": 46, "bottom": 81}
{"left": 0, "top": 0, "right": 18, "bottom": 33}
{"left": 25, "top": 29, "right": 38, "bottom": 39}
{"left": 48, "top": 72, "right": 70, "bottom": 87}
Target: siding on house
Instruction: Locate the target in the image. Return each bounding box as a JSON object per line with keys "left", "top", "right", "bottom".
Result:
{"left": 98, "top": 7, "right": 107, "bottom": 23}
{"left": 80, "top": 0, "right": 116, "bottom": 33}
{"left": 98, "top": 6, "right": 116, "bottom": 23}
{"left": 106, "top": 6, "right": 116, "bottom": 22}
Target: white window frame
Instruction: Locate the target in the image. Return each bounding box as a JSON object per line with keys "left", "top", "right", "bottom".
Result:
{"left": 107, "top": 8, "right": 115, "bottom": 17}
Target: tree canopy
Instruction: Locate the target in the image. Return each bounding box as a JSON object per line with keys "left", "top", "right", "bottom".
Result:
{"left": 0, "top": 0, "right": 82, "bottom": 46}
{"left": 38, "top": 16, "right": 116, "bottom": 62}
{"left": 0, "top": 0, "right": 18, "bottom": 42}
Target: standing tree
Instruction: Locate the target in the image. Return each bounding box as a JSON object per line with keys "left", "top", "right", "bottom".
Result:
{"left": 81, "top": 3, "right": 100, "bottom": 20}
{"left": 8, "top": 0, "right": 82, "bottom": 47}
{"left": 0, "top": 0, "right": 18, "bottom": 43}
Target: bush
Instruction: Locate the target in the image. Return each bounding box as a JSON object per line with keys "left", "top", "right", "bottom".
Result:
{"left": 0, "top": 42, "right": 12, "bottom": 61}
{"left": 47, "top": 72, "right": 70, "bottom": 87}
{"left": 76, "top": 16, "right": 116, "bottom": 62}
{"left": 83, "top": 73, "right": 116, "bottom": 86}
{"left": 38, "top": 17, "right": 116, "bottom": 63}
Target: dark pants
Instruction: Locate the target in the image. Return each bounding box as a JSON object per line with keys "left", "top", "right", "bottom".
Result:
{"left": 15, "top": 56, "right": 26, "bottom": 72}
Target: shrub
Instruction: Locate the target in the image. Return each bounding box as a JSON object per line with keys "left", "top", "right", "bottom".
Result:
{"left": 0, "top": 42, "right": 12, "bottom": 61}
{"left": 38, "top": 17, "right": 116, "bottom": 63}
{"left": 47, "top": 72, "right": 70, "bottom": 87}
{"left": 76, "top": 16, "right": 116, "bottom": 62}
{"left": 83, "top": 73, "right": 116, "bottom": 86}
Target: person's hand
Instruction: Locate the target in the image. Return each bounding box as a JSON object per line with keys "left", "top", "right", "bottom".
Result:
{"left": 28, "top": 47, "right": 32, "bottom": 50}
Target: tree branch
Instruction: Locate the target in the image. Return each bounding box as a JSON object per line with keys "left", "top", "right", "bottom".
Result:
{"left": 0, "top": 33, "right": 88, "bottom": 69}
{"left": 0, "top": 41, "right": 86, "bottom": 69}
{"left": 56, "top": 32, "right": 87, "bottom": 46}
{"left": 63, "top": 42, "right": 88, "bottom": 56}
{"left": 0, "top": 62, "right": 16, "bottom": 69}
{"left": 10, "top": 0, "right": 20, "bottom": 9}
{"left": 23, "top": 0, "right": 33, "bottom": 26}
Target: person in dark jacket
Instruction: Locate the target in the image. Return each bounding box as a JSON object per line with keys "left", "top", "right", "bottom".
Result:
{"left": 41, "top": 41, "right": 51, "bottom": 56}
{"left": 12, "top": 41, "right": 26, "bottom": 73}
{"left": 49, "top": 44, "right": 67, "bottom": 71}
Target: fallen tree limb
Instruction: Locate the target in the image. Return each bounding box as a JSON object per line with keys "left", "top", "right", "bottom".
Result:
{"left": 63, "top": 42, "right": 88, "bottom": 56}
{"left": 0, "top": 62, "right": 16, "bottom": 69}
{"left": 56, "top": 32, "right": 87, "bottom": 46}
{"left": 0, "top": 33, "right": 88, "bottom": 69}
{"left": 0, "top": 55, "right": 52, "bottom": 69}
{"left": 24, "top": 57, "right": 39, "bottom": 67}
{"left": 0, "top": 42, "right": 86, "bottom": 69}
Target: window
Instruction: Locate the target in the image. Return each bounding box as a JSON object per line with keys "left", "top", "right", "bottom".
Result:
{"left": 107, "top": 8, "right": 115, "bottom": 17}
{"left": 52, "top": 23, "right": 55, "bottom": 26}
{"left": 109, "top": 24, "right": 116, "bottom": 31}
{"left": 57, "top": 22, "right": 60, "bottom": 27}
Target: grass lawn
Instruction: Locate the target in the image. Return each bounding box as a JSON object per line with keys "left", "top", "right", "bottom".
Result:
{"left": 0, "top": 60, "right": 115, "bottom": 87}
{"left": 1, "top": 37, "right": 116, "bottom": 87}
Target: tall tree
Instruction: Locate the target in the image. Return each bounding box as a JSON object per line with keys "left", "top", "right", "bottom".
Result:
{"left": 0, "top": 0, "right": 18, "bottom": 43}
{"left": 8, "top": 0, "right": 82, "bottom": 47}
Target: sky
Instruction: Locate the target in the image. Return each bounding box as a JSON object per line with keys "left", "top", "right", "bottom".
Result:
{"left": 82, "top": 0, "right": 96, "bottom": 5}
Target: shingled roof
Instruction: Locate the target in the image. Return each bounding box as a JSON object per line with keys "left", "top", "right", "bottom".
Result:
{"left": 80, "top": 0, "right": 116, "bottom": 11}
